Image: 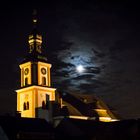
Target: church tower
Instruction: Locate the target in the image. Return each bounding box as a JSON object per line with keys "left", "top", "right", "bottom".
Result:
{"left": 15, "top": 11, "right": 118, "bottom": 124}
{"left": 16, "top": 11, "right": 56, "bottom": 121}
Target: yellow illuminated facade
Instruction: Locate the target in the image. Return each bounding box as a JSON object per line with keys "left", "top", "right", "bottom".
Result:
{"left": 19, "top": 61, "right": 51, "bottom": 87}
{"left": 16, "top": 86, "right": 55, "bottom": 118}
{"left": 16, "top": 15, "right": 56, "bottom": 120}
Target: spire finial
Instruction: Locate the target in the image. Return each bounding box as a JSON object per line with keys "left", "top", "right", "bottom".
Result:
{"left": 32, "top": 9, "right": 37, "bottom": 26}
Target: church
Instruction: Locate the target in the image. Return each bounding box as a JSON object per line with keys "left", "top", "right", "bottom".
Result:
{"left": 15, "top": 12, "right": 118, "bottom": 125}
{"left": 2, "top": 12, "right": 140, "bottom": 140}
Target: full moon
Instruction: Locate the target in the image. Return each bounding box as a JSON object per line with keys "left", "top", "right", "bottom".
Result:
{"left": 76, "top": 65, "right": 85, "bottom": 73}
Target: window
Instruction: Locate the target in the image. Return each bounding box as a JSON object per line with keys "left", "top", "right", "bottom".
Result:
{"left": 23, "top": 102, "right": 29, "bottom": 110}
{"left": 29, "top": 45, "right": 34, "bottom": 52}
{"left": 42, "top": 101, "right": 46, "bottom": 109}
{"left": 27, "top": 101, "right": 29, "bottom": 110}
{"left": 23, "top": 102, "right": 26, "bottom": 110}
{"left": 42, "top": 77, "right": 46, "bottom": 85}
{"left": 25, "top": 78, "right": 28, "bottom": 86}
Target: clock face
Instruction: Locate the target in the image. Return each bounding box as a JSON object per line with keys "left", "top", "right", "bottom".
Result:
{"left": 41, "top": 68, "right": 47, "bottom": 75}
{"left": 24, "top": 68, "right": 29, "bottom": 75}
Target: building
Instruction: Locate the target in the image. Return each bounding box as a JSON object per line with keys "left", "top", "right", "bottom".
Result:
{"left": 3, "top": 11, "right": 140, "bottom": 140}
{"left": 16, "top": 12, "right": 118, "bottom": 124}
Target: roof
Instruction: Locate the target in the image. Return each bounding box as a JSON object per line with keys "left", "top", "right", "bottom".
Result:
{"left": 59, "top": 91, "right": 118, "bottom": 119}
{"left": 21, "top": 52, "right": 48, "bottom": 64}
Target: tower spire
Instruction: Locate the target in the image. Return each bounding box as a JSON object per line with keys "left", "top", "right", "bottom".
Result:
{"left": 32, "top": 9, "right": 37, "bottom": 28}
{"left": 28, "top": 10, "right": 42, "bottom": 54}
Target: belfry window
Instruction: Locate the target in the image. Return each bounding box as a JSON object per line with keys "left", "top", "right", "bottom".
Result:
{"left": 42, "top": 77, "right": 46, "bottom": 85}
{"left": 29, "top": 45, "right": 34, "bottom": 53}
{"left": 25, "top": 78, "right": 28, "bottom": 86}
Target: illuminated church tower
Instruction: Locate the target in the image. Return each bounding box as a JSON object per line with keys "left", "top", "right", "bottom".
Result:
{"left": 16, "top": 11, "right": 56, "bottom": 121}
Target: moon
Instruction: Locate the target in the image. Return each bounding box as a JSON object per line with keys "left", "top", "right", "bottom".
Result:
{"left": 76, "top": 65, "right": 85, "bottom": 73}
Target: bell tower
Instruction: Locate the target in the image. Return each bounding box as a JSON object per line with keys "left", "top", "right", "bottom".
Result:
{"left": 16, "top": 11, "right": 56, "bottom": 121}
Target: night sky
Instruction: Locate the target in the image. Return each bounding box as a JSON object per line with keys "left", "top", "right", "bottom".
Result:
{"left": 0, "top": 1, "right": 140, "bottom": 119}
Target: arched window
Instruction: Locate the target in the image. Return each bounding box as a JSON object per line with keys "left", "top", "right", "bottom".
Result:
{"left": 23, "top": 102, "right": 26, "bottom": 110}
{"left": 27, "top": 101, "right": 29, "bottom": 110}
{"left": 42, "top": 101, "right": 46, "bottom": 109}
{"left": 23, "top": 102, "right": 29, "bottom": 110}
{"left": 42, "top": 77, "right": 46, "bottom": 85}
{"left": 25, "top": 78, "right": 28, "bottom": 86}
